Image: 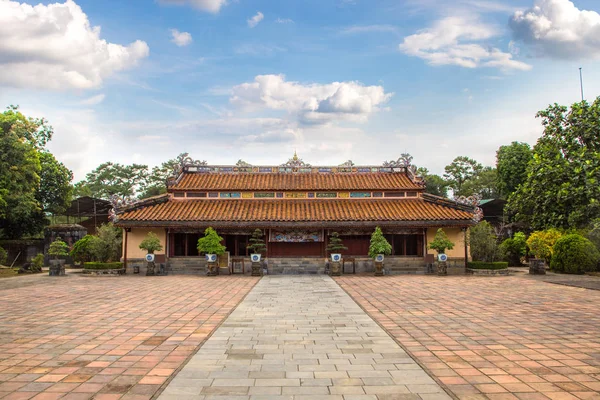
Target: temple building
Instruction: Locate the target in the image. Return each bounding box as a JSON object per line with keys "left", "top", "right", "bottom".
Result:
{"left": 114, "top": 153, "right": 478, "bottom": 275}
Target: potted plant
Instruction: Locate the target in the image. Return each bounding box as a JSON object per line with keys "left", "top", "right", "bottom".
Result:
{"left": 247, "top": 229, "right": 267, "bottom": 276}
{"left": 139, "top": 232, "right": 163, "bottom": 276}
{"left": 326, "top": 232, "right": 347, "bottom": 276}
{"left": 428, "top": 228, "right": 455, "bottom": 276}
{"left": 197, "top": 227, "right": 226, "bottom": 276}
{"left": 368, "top": 227, "right": 392, "bottom": 276}
{"left": 48, "top": 238, "right": 69, "bottom": 276}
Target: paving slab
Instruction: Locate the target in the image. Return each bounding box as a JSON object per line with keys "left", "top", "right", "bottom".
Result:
{"left": 336, "top": 275, "right": 600, "bottom": 400}
{"left": 157, "top": 275, "right": 451, "bottom": 400}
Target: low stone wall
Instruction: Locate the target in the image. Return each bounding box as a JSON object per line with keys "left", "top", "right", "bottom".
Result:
{"left": 466, "top": 268, "right": 510, "bottom": 276}
{"left": 82, "top": 268, "right": 126, "bottom": 276}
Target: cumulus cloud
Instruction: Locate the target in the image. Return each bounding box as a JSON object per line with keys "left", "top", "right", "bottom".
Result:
{"left": 248, "top": 12, "right": 264, "bottom": 28}
{"left": 509, "top": 0, "right": 600, "bottom": 59}
{"left": 400, "top": 16, "right": 532, "bottom": 71}
{"left": 170, "top": 29, "right": 193, "bottom": 47}
{"left": 0, "top": 0, "right": 149, "bottom": 90}
{"left": 230, "top": 74, "right": 392, "bottom": 125}
{"left": 158, "top": 0, "right": 227, "bottom": 13}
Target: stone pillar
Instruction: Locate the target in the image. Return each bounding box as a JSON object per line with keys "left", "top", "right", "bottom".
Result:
{"left": 251, "top": 262, "right": 262, "bottom": 276}
{"left": 330, "top": 261, "right": 341, "bottom": 276}
{"left": 529, "top": 258, "right": 546, "bottom": 275}
{"left": 146, "top": 261, "right": 156, "bottom": 276}
{"left": 207, "top": 262, "right": 217, "bottom": 276}
{"left": 374, "top": 261, "right": 384, "bottom": 276}
{"left": 48, "top": 260, "right": 66, "bottom": 276}
{"left": 437, "top": 262, "right": 448, "bottom": 276}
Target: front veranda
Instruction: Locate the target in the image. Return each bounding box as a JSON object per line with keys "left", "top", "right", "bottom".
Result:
{"left": 123, "top": 225, "right": 469, "bottom": 275}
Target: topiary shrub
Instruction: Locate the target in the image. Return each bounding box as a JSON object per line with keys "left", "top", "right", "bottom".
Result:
{"left": 84, "top": 262, "right": 124, "bottom": 270}
{"left": 368, "top": 227, "right": 392, "bottom": 259}
{"left": 500, "top": 232, "right": 527, "bottom": 266}
{"left": 31, "top": 254, "right": 44, "bottom": 272}
{"left": 526, "top": 229, "right": 562, "bottom": 264}
{"left": 197, "top": 227, "right": 226, "bottom": 256}
{"left": 467, "top": 261, "right": 508, "bottom": 270}
{"left": 469, "top": 221, "right": 499, "bottom": 262}
{"left": 428, "top": 228, "right": 455, "bottom": 255}
{"left": 326, "top": 232, "right": 348, "bottom": 255}
{"left": 550, "top": 234, "right": 600, "bottom": 274}
{"left": 139, "top": 232, "right": 163, "bottom": 254}
{"left": 71, "top": 235, "right": 99, "bottom": 263}
{"left": 48, "top": 238, "right": 70, "bottom": 259}
{"left": 0, "top": 246, "right": 7, "bottom": 266}
{"left": 247, "top": 229, "right": 267, "bottom": 255}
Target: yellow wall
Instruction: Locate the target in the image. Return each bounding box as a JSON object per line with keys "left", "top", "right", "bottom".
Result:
{"left": 123, "top": 228, "right": 167, "bottom": 259}
{"left": 426, "top": 227, "right": 469, "bottom": 259}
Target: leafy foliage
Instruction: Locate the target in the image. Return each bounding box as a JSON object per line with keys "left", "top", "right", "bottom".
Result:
{"left": 587, "top": 219, "right": 600, "bottom": 251}
{"left": 90, "top": 223, "right": 122, "bottom": 262}
{"left": 428, "top": 228, "right": 455, "bottom": 255}
{"left": 526, "top": 229, "right": 562, "bottom": 263}
{"left": 550, "top": 234, "right": 600, "bottom": 274}
{"left": 444, "top": 156, "right": 483, "bottom": 195}
{"left": 467, "top": 261, "right": 508, "bottom": 270}
{"left": 416, "top": 167, "right": 448, "bottom": 198}
{"left": 247, "top": 229, "right": 267, "bottom": 254}
{"left": 508, "top": 98, "right": 600, "bottom": 229}
{"left": 469, "top": 221, "right": 500, "bottom": 262}
{"left": 496, "top": 142, "right": 532, "bottom": 198}
{"left": 140, "top": 156, "right": 182, "bottom": 199}
{"left": 0, "top": 246, "right": 7, "bottom": 266}
{"left": 48, "top": 238, "right": 69, "bottom": 259}
{"left": 83, "top": 262, "right": 124, "bottom": 270}
{"left": 31, "top": 254, "right": 44, "bottom": 272}
{"left": 79, "top": 162, "right": 149, "bottom": 199}
{"left": 197, "top": 227, "right": 226, "bottom": 255}
{"left": 458, "top": 167, "right": 500, "bottom": 198}
{"left": 368, "top": 227, "right": 392, "bottom": 258}
{"left": 499, "top": 232, "right": 527, "bottom": 266}
{"left": 71, "top": 235, "right": 98, "bottom": 263}
{"left": 326, "top": 232, "right": 348, "bottom": 254}
{"left": 139, "top": 232, "right": 163, "bottom": 254}
{"left": 37, "top": 152, "right": 73, "bottom": 214}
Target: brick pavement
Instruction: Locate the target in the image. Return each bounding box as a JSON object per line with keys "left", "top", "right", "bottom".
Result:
{"left": 336, "top": 275, "right": 600, "bottom": 400}
{"left": 158, "top": 275, "right": 451, "bottom": 400}
{"left": 0, "top": 274, "right": 258, "bottom": 400}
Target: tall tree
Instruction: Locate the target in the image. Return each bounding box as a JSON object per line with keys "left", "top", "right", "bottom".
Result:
{"left": 443, "top": 156, "right": 483, "bottom": 195}
{"left": 37, "top": 152, "right": 73, "bottom": 215}
{"left": 508, "top": 98, "right": 600, "bottom": 229}
{"left": 82, "top": 162, "right": 149, "bottom": 199}
{"left": 496, "top": 142, "right": 532, "bottom": 198}
{"left": 140, "top": 156, "right": 181, "bottom": 199}
{"left": 416, "top": 167, "right": 448, "bottom": 198}
{"left": 458, "top": 167, "right": 500, "bottom": 198}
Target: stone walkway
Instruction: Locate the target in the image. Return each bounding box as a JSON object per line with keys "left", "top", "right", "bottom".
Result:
{"left": 158, "top": 275, "right": 450, "bottom": 400}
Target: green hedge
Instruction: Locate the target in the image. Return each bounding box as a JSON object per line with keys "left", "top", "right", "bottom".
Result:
{"left": 83, "top": 262, "right": 124, "bottom": 270}
{"left": 467, "top": 261, "right": 508, "bottom": 270}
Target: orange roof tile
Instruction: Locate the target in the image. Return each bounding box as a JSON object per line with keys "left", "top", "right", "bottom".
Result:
{"left": 172, "top": 172, "right": 422, "bottom": 191}
{"left": 118, "top": 198, "right": 473, "bottom": 225}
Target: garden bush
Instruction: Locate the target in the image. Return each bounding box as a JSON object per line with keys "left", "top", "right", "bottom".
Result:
{"left": 31, "top": 254, "right": 44, "bottom": 272}
{"left": 71, "top": 235, "right": 99, "bottom": 263}
{"left": 428, "top": 228, "right": 454, "bottom": 255}
{"left": 469, "top": 221, "right": 500, "bottom": 262}
{"left": 500, "top": 232, "right": 527, "bottom": 266}
{"left": 90, "top": 223, "right": 122, "bottom": 262}
{"left": 526, "top": 229, "right": 562, "bottom": 264}
{"left": 550, "top": 234, "right": 600, "bottom": 274}
{"left": 0, "top": 246, "right": 7, "bottom": 266}
{"left": 48, "top": 238, "right": 69, "bottom": 259}
{"left": 83, "top": 262, "right": 124, "bottom": 270}
{"left": 139, "top": 232, "right": 163, "bottom": 254}
{"left": 467, "top": 261, "right": 508, "bottom": 270}
{"left": 368, "top": 227, "right": 392, "bottom": 258}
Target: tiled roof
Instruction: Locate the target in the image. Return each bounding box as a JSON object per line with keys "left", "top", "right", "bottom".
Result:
{"left": 118, "top": 198, "right": 473, "bottom": 224}
{"left": 172, "top": 173, "right": 422, "bottom": 191}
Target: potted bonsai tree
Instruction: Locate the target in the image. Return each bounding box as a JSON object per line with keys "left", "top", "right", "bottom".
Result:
{"left": 326, "top": 232, "right": 347, "bottom": 276}
{"left": 428, "top": 228, "right": 455, "bottom": 276}
{"left": 197, "top": 227, "right": 226, "bottom": 276}
{"left": 48, "top": 238, "right": 69, "bottom": 276}
{"left": 368, "top": 227, "right": 392, "bottom": 276}
{"left": 139, "top": 232, "right": 163, "bottom": 276}
{"left": 247, "top": 229, "right": 267, "bottom": 276}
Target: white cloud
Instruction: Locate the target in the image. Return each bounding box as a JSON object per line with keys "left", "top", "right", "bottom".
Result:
{"left": 275, "top": 18, "right": 294, "bottom": 24}
{"left": 247, "top": 11, "right": 264, "bottom": 28}
{"left": 0, "top": 0, "right": 149, "bottom": 90}
{"left": 80, "top": 94, "right": 105, "bottom": 106}
{"left": 510, "top": 0, "right": 600, "bottom": 59}
{"left": 170, "top": 29, "right": 193, "bottom": 47}
{"left": 400, "top": 16, "right": 532, "bottom": 71}
{"left": 158, "top": 0, "right": 228, "bottom": 13}
{"left": 230, "top": 74, "right": 392, "bottom": 125}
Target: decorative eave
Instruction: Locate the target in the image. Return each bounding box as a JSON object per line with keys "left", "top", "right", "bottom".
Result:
{"left": 110, "top": 193, "right": 170, "bottom": 223}
{"left": 115, "top": 220, "right": 474, "bottom": 229}
{"left": 422, "top": 193, "right": 483, "bottom": 223}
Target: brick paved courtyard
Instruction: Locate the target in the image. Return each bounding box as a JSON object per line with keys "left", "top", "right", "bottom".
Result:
{"left": 0, "top": 274, "right": 258, "bottom": 400}
{"left": 337, "top": 275, "right": 600, "bottom": 400}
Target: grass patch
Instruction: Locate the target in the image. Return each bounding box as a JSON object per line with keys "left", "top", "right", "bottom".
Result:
{"left": 83, "top": 262, "right": 124, "bottom": 270}
{"left": 467, "top": 261, "right": 508, "bottom": 270}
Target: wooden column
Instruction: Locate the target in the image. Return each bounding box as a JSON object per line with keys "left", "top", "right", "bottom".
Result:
{"left": 463, "top": 227, "right": 468, "bottom": 268}
{"left": 123, "top": 228, "right": 129, "bottom": 270}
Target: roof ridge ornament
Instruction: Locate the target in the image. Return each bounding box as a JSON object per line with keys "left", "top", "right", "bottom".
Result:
{"left": 454, "top": 194, "right": 484, "bottom": 222}
{"left": 281, "top": 152, "right": 311, "bottom": 168}
{"left": 236, "top": 159, "right": 252, "bottom": 167}
{"left": 382, "top": 153, "right": 413, "bottom": 168}
{"left": 339, "top": 160, "right": 355, "bottom": 167}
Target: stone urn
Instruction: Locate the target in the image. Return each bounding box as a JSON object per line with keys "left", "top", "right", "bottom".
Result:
{"left": 529, "top": 258, "right": 546, "bottom": 275}
{"left": 330, "top": 254, "right": 342, "bottom": 276}
{"left": 250, "top": 254, "right": 262, "bottom": 276}
{"left": 48, "top": 259, "right": 66, "bottom": 276}
{"left": 436, "top": 253, "right": 448, "bottom": 276}
{"left": 206, "top": 254, "right": 218, "bottom": 276}
{"left": 145, "top": 254, "right": 156, "bottom": 276}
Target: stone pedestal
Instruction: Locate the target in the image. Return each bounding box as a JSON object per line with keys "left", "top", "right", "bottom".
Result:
{"left": 330, "top": 261, "right": 341, "bottom": 276}
{"left": 48, "top": 260, "right": 65, "bottom": 276}
{"left": 251, "top": 262, "right": 262, "bottom": 276}
{"left": 146, "top": 261, "right": 155, "bottom": 276}
{"left": 437, "top": 261, "right": 448, "bottom": 276}
{"left": 529, "top": 258, "right": 546, "bottom": 275}
{"left": 207, "top": 262, "right": 217, "bottom": 276}
{"left": 374, "top": 261, "right": 384, "bottom": 276}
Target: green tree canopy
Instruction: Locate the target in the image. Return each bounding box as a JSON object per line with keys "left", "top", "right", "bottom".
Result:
{"left": 140, "top": 155, "right": 182, "bottom": 199}
{"left": 496, "top": 142, "right": 532, "bottom": 198}
{"left": 458, "top": 167, "right": 500, "bottom": 198}
{"left": 444, "top": 156, "right": 483, "bottom": 195}
{"left": 416, "top": 167, "right": 448, "bottom": 198}
{"left": 508, "top": 98, "right": 600, "bottom": 229}
{"left": 37, "top": 152, "right": 73, "bottom": 215}
{"left": 80, "top": 162, "right": 149, "bottom": 199}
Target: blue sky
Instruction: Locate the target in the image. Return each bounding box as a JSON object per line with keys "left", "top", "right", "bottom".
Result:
{"left": 1, "top": 0, "right": 599, "bottom": 180}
